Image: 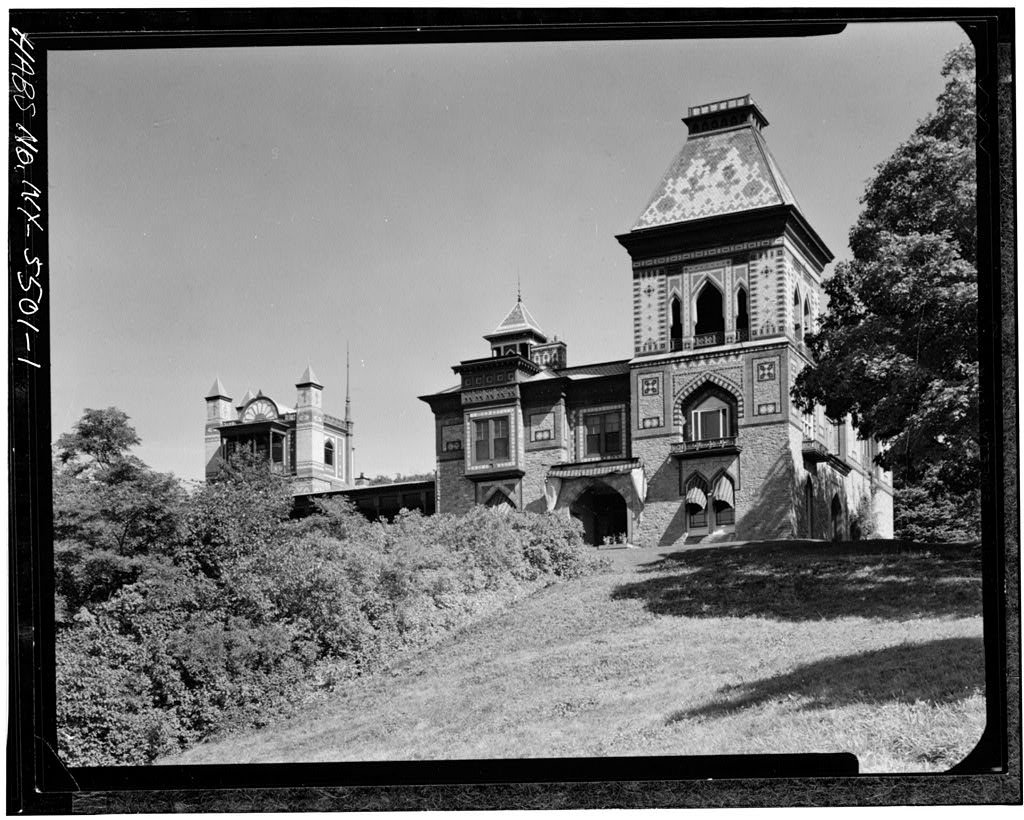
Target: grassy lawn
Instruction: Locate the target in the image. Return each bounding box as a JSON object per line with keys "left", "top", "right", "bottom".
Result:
{"left": 161, "top": 539, "right": 985, "bottom": 773}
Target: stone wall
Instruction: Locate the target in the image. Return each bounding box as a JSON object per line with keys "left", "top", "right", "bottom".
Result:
{"left": 522, "top": 447, "right": 567, "bottom": 513}
{"left": 734, "top": 420, "right": 797, "bottom": 540}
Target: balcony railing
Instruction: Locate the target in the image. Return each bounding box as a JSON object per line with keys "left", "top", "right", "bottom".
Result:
{"left": 670, "top": 436, "right": 740, "bottom": 458}
{"left": 693, "top": 331, "right": 725, "bottom": 349}
{"left": 736, "top": 328, "right": 749, "bottom": 342}
{"left": 670, "top": 337, "right": 683, "bottom": 352}
{"left": 801, "top": 439, "right": 829, "bottom": 462}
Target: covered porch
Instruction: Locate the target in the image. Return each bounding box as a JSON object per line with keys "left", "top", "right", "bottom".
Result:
{"left": 544, "top": 458, "right": 647, "bottom": 546}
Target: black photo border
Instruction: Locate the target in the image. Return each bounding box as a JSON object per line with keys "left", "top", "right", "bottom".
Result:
{"left": 7, "top": 6, "right": 1019, "bottom": 813}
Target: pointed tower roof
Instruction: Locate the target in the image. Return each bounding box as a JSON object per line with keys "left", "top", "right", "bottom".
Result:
{"left": 206, "top": 376, "right": 231, "bottom": 400}
{"left": 484, "top": 300, "right": 547, "bottom": 343}
{"left": 631, "top": 94, "right": 804, "bottom": 231}
{"left": 238, "top": 388, "right": 255, "bottom": 405}
{"left": 296, "top": 363, "right": 322, "bottom": 388}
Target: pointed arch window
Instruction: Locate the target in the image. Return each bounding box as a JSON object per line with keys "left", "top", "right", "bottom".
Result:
{"left": 803, "top": 297, "right": 812, "bottom": 336}
{"left": 694, "top": 282, "right": 725, "bottom": 346}
{"left": 711, "top": 473, "right": 735, "bottom": 527}
{"left": 324, "top": 438, "right": 335, "bottom": 467}
{"left": 736, "top": 286, "right": 749, "bottom": 340}
{"left": 684, "top": 474, "right": 709, "bottom": 530}
{"left": 793, "top": 286, "right": 803, "bottom": 340}
{"left": 670, "top": 295, "right": 683, "bottom": 351}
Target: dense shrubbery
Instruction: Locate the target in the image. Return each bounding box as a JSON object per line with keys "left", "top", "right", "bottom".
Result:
{"left": 54, "top": 410, "right": 600, "bottom": 766}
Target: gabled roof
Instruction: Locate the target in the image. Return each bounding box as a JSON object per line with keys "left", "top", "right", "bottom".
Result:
{"left": 485, "top": 300, "right": 546, "bottom": 340}
{"left": 632, "top": 124, "right": 801, "bottom": 231}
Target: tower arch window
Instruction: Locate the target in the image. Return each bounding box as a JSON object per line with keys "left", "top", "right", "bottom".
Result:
{"left": 736, "top": 286, "right": 749, "bottom": 339}
{"left": 694, "top": 281, "right": 725, "bottom": 346}
{"left": 324, "top": 438, "right": 335, "bottom": 467}
{"left": 803, "top": 297, "right": 812, "bottom": 336}
{"left": 670, "top": 295, "right": 683, "bottom": 351}
{"left": 793, "top": 285, "right": 803, "bottom": 340}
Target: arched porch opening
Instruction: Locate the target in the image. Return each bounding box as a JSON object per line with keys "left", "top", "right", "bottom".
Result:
{"left": 570, "top": 483, "right": 628, "bottom": 546}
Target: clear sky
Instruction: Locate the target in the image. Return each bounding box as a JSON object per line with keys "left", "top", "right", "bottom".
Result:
{"left": 48, "top": 22, "right": 970, "bottom": 483}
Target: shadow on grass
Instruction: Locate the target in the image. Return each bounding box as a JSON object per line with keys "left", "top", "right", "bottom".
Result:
{"left": 612, "top": 540, "right": 981, "bottom": 621}
{"left": 667, "top": 636, "right": 984, "bottom": 723}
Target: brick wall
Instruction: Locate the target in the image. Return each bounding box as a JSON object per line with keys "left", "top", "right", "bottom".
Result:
{"left": 436, "top": 457, "right": 475, "bottom": 515}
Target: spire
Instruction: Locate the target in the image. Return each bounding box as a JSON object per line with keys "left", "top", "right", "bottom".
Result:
{"left": 206, "top": 376, "right": 231, "bottom": 400}
{"left": 517, "top": 275, "right": 521, "bottom": 304}
{"left": 296, "top": 363, "right": 322, "bottom": 388}
{"left": 345, "top": 343, "right": 352, "bottom": 424}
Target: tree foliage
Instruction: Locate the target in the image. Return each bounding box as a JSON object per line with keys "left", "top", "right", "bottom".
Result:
{"left": 792, "top": 43, "right": 978, "bottom": 539}
{"left": 53, "top": 409, "right": 600, "bottom": 765}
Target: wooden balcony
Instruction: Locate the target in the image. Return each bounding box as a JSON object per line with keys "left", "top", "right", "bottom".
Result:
{"left": 670, "top": 436, "right": 741, "bottom": 459}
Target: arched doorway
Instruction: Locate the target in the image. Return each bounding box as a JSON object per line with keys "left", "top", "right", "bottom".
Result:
{"left": 570, "top": 484, "right": 628, "bottom": 546}
{"left": 830, "top": 494, "right": 843, "bottom": 541}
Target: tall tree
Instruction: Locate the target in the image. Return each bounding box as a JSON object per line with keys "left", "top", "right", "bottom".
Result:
{"left": 53, "top": 408, "right": 185, "bottom": 616}
{"left": 792, "top": 43, "right": 978, "bottom": 539}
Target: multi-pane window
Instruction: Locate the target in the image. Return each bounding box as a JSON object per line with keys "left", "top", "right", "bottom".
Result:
{"left": 691, "top": 407, "right": 728, "bottom": 440}
{"left": 801, "top": 411, "right": 815, "bottom": 440}
{"left": 474, "top": 416, "right": 510, "bottom": 463}
{"left": 584, "top": 411, "right": 622, "bottom": 457}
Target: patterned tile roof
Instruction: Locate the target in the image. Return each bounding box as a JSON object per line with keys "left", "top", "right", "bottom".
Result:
{"left": 490, "top": 300, "right": 545, "bottom": 338}
{"left": 632, "top": 125, "right": 801, "bottom": 231}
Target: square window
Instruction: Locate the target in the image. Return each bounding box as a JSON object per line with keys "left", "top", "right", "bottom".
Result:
{"left": 583, "top": 411, "right": 623, "bottom": 457}
{"left": 473, "top": 416, "right": 512, "bottom": 464}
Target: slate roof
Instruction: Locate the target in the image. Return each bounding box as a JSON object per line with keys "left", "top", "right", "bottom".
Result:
{"left": 551, "top": 359, "right": 631, "bottom": 380}
{"left": 488, "top": 300, "right": 545, "bottom": 339}
{"left": 632, "top": 124, "right": 801, "bottom": 231}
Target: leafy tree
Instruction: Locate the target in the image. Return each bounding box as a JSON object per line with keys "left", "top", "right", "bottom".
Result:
{"left": 792, "top": 43, "right": 978, "bottom": 539}
{"left": 53, "top": 409, "right": 185, "bottom": 616}
{"left": 56, "top": 407, "right": 142, "bottom": 469}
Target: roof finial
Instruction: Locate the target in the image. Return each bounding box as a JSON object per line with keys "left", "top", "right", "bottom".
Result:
{"left": 517, "top": 275, "right": 521, "bottom": 303}
{"left": 345, "top": 342, "right": 352, "bottom": 424}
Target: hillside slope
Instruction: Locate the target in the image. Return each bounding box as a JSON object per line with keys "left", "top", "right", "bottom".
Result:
{"left": 162, "top": 540, "right": 985, "bottom": 773}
